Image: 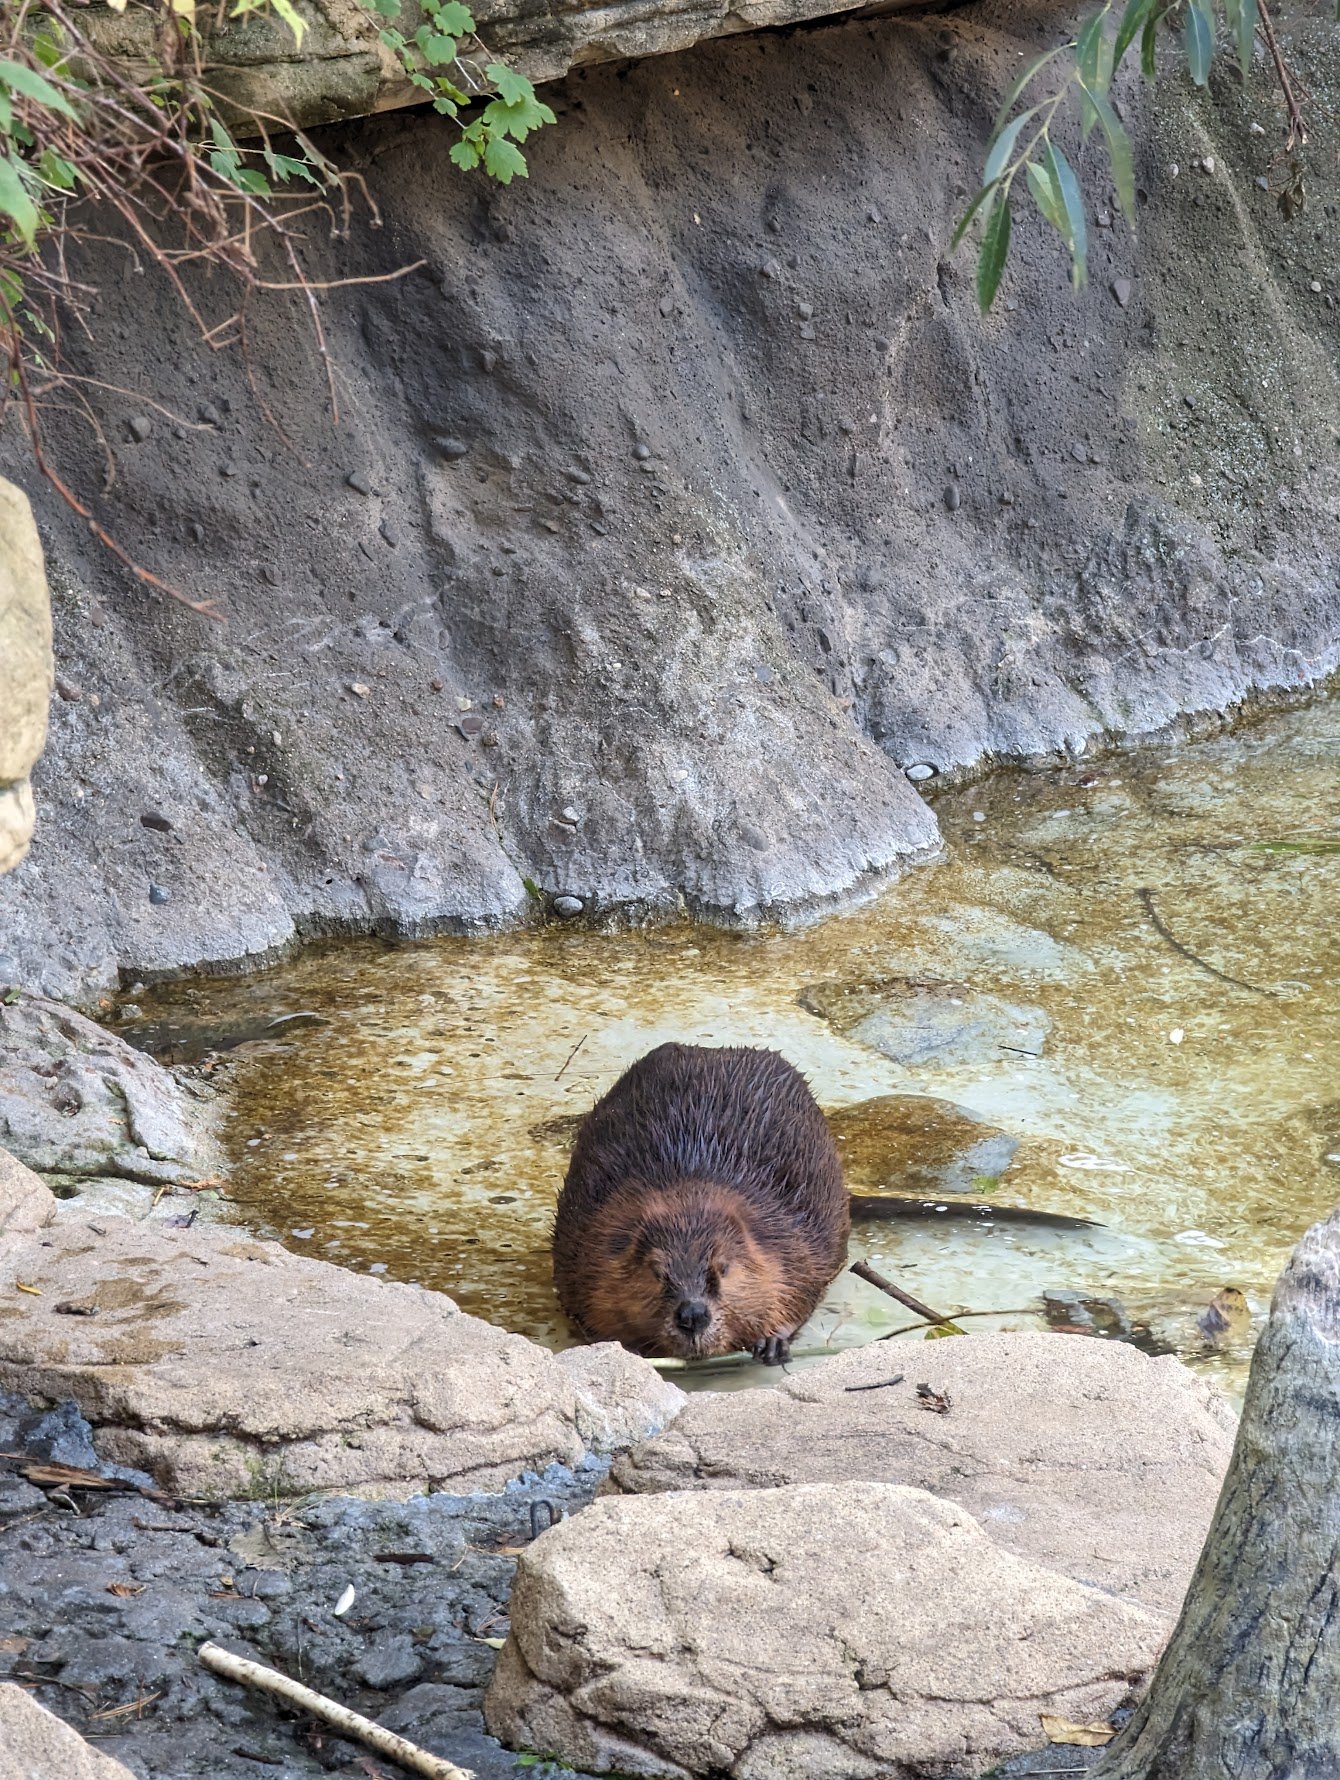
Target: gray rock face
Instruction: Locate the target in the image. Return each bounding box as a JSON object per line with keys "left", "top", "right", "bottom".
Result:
{"left": 0, "top": 1146, "right": 57, "bottom": 1234}
{"left": 0, "top": 993, "right": 217, "bottom": 1185}
{"left": 2, "top": 10, "right": 1337, "bottom": 1001}
{"left": 485, "top": 1482, "right": 1166, "bottom": 1780}
{"left": 607, "top": 1334, "right": 1235, "bottom": 1620}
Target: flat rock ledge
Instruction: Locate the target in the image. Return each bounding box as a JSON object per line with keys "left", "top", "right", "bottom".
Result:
{"left": 0, "top": 1217, "right": 681, "bottom": 1498}
{"left": 0, "top": 1681, "right": 135, "bottom": 1780}
{"left": 608, "top": 1332, "right": 1236, "bottom": 1619}
{"left": 485, "top": 1481, "right": 1165, "bottom": 1780}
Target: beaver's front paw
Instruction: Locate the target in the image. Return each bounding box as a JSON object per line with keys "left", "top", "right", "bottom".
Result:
{"left": 752, "top": 1333, "right": 791, "bottom": 1365}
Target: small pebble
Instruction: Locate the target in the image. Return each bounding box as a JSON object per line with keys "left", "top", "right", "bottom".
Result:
{"left": 1202, "top": 156, "right": 1215, "bottom": 175}
{"left": 566, "top": 468, "right": 591, "bottom": 485}
{"left": 755, "top": 664, "right": 776, "bottom": 685}
{"left": 658, "top": 295, "right": 675, "bottom": 317}
{"left": 457, "top": 714, "right": 485, "bottom": 737}
{"left": 1169, "top": 1028, "right": 1185, "bottom": 1045}
{"left": 127, "top": 416, "right": 152, "bottom": 443}
{"left": 760, "top": 258, "right": 782, "bottom": 280}
{"left": 905, "top": 763, "right": 936, "bottom": 782}
{"left": 633, "top": 443, "right": 651, "bottom": 461}
{"left": 972, "top": 811, "right": 986, "bottom": 823}
{"left": 560, "top": 805, "right": 580, "bottom": 824}
{"left": 435, "top": 437, "right": 469, "bottom": 460}
{"left": 346, "top": 471, "right": 373, "bottom": 495}
{"left": 944, "top": 482, "right": 961, "bottom": 511}
{"left": 1112, "top": 278, "right": 1132, "bottom": 308}
{"left": 740, "top": 824, "right": 771, "bottom": 852}
{"left": 1071, "top": 443, "right": 1088, "bottom": 464}
{"left": 1310, "top": 280, "right": 1323, "bottom": 294}
{"left": 552, "top": 895, "right": 584, "bottom": 918}
{"left": 334, "top": 1585, "right": 356, "bottom": 1617}
{"left": 796, "top": 301, "right": 814, "bottom": 320}
{"left": 379, "top": 519, "right": 400, "bottom": 547}
{"left": 189, "top": 522, "right": 204, "bottom": 543}
{"left": 55, "top": 678, "right": 83, "bottom": 703}
{"left": 291, "top": 1228, "right": 314, "bottom": 1240}
{"left": 481, "top": 349, "right": 498, "bottom": 373}
{"left": 349, "top": 682, "right": 371, "bottom": 698}
{"left": 198, "top": 402, "right": 223, "bottom": 426}
{"left": 148, "top": 883, "right": 171, "bottom": 905}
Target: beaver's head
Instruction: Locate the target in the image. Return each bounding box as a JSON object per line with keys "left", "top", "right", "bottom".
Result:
{"left": 578, "top": 1180, "right": 788, "bottom": 1358}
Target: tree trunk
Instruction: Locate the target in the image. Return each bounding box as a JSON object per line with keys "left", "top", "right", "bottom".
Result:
{"left": 1094, "top": 1208, "right": 1340, "bottom": 1780}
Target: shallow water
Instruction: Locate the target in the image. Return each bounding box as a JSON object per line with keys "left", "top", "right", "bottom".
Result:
{"left": 118, "top": 700, "right": 1339, "bottom": 1396}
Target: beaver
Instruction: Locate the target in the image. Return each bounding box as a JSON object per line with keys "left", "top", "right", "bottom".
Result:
{"left": 552, "top": 1042, "right": 849, "bottom": 1364}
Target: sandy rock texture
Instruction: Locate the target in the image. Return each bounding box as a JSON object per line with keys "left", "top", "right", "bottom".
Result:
{"left": 0, "top": 1217, "right": 672, "bottom": 1496}
{"left": 0, "top": 479, "right": 52, "bottom": 878}
{"left": 0, "top": 1682, "right": 136, "bottom": 1780}
{"left": 555, "top": 1341, "right": 687, "bottom": 1454}
{"left": 2, "top": 6, "right": 1337, "bottom": 1003}
{"left": 0, "top": 1148, "right": 57, "bottom": 1236}
{"left": 0, "top": 993, "right": 218, "bottom": 1187}
{"left": 485, "top": 1481, "right": 1164, "bottom": 1780}
{"left": 608, "top": 1333, "right": 1235, "bottom": 1619}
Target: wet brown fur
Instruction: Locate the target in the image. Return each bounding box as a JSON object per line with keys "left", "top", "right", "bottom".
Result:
{"left": 552, "top": 1043, "right": 850, "bottom": 1361}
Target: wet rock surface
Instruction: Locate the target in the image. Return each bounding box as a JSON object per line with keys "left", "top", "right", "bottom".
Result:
{"left": 608, "top": 1333, "right": 1235, "bottom": 1620}
{"left": 3, "top": 6, "right": 1338, "bottom": 1004}
{"left": 802, "top": 976, "right": 1051, "bottom": 1069}
{"left": 486, "top": 1481, "right": 1164, "bottom": 1780}
{"left": 0, "top": 1386, "right": 606, "bottom": 1780}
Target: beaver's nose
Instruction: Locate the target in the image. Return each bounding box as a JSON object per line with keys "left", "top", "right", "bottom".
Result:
{"left": 675, "top": 1299, "right": 711, "bottom": 1334}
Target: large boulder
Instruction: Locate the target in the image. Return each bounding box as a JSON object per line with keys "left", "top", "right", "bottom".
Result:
{"left": 0, "top": 1147, "right": 56, "bottom": 1236}
{"left": 485, "top": 1481, "right": 1165, "bottom": 1780}
{"left": 0, "top": 993, "right": 218, "bottom": 1186}
{"left": 0, "top": 1681, "right": 135, "bottom": 1780}
{"left": 609, "top": 1333, "right": 1235, "bottom": 1618}
{"left": 0, "top": 1217, "right": 664, "bottom": 1496}
{"left": 554, "top": 1341, "right": 687, "bottom": 1455}
{"left": 0, "top": 479, "right": 52, "bottom": 879}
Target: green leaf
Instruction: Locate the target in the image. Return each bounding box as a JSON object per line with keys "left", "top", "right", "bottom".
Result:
{"left": 0, "top": 58, "right": 79, "bottom": 120}
{"left": 263, "top": 148, "right": 318, "bottom": 185}
{"left": 1079, "top": 88, "right": 1099, "bottom": 142}
{"left": 1224, "top": 0, "right": 1257, "bottom": 78}
{"left": 0, "top": 154, "right": 40, "bottom": 248}
{"left": 36, "top": 147, "right": 77, "bottom": 191}
{"left": 432, "top": 0, "right": 475, "bottom": 30}
{"left": 976, "top": 189, "right": 1011, "bottom": 311}
{"left": 925, "top": 1321, "right": 966, "bottom": 1339}
{"left": 432, "top": 96, "right": 458, "bottom": 115}
{"left": 379, "top": 28, "right": 406, "bottom": 50}
{"left": 1113, "top": 0, "right": 1156, "bottom": 66}
{"left": 992, "top": 44, "right": 1064, "bottom": 134}
{"left": 1184, "top": 0, "right": 1214, "bottom": 85}
{"left": 485, "top": 63, "right": 535, "bottom": 106}
{"left": 1045, "top": 142, "right": 1088, "bottom": 288}
{"left": 267, "top": 0, "right": 308, "bottom": 47}
{"left": 1140, "top": 9, "right": 1159, "bottom": 75}
{"left": 366, "top": 0, "right": 400, "bottom": 14}
{"left": 482, "top": 132, "right": 528, "bottom": 183}
{"left": 1087, "top": 85, "right": 1135, "bottom": 222}
{"left": 481, "top": 90, "right": 556, "bottom": 142}
{"left": 420, "top": 32, "right": 458, "bottom": 65}
{"left": 983, "top": 110, "right": 1033, "bottom": 187}
{"left": 1075, "top": 9, "right": 1109, "bottom": 91}
{"left": 1025, "top": 158, "right": 1067, "bottom": 235}
{"left": 949, "top": 177, "right": 1001, "bottom": 252}
{"left": 449, "top": 137, "right": 482, "bottom": 170}
{"left": 0, "top": 93, "right": 10, "bottom": 134}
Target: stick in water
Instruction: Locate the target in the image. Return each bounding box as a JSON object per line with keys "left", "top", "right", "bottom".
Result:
{"left": 850, "top": 1258, "right": 951, "bottom": 1327}
{"left": 198, "top": 1642, "right": 474, "bottom": 1780}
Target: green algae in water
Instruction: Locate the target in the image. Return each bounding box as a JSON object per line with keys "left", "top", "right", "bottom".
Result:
{"left": 118, "top": 700, "right": 1340, "bottom": 1395}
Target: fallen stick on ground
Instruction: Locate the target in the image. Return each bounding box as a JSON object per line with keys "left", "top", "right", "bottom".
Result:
{"left": 198, "top": 1641, "right": 474, "bottom": 1780}
{"left": 849, "top": 1259, "right": 950, "bottom": 1326}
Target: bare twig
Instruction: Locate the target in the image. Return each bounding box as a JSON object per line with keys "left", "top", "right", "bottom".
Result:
{"left": 1137, "top": 886, "right": 1273, "bottom": 996}
{"left": 198, "top": 1643, "right": 474, "bottom": 1780}
{"left": 1257, "top": 0, "right": 1308, "bottom": 150}
{"left": 850, "top": 1259, "right": 950, "bottom": 1326}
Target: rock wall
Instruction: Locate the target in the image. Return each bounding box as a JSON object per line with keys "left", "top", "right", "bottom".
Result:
{"left": 1, "top": 1, "right": 1337, "bottom": 1002}
{"left": 0, "top": 479, "right": 52, "bottom": 878}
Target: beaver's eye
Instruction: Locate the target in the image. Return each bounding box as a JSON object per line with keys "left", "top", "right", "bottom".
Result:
{"left": 705, "top": 1267, "right": 720, "bottom": 1296}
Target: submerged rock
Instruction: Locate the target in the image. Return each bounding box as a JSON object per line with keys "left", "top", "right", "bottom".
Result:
{"left": 801, "top": 976, "right": 1051, "bottom": 1068}
{"left": 608, "top": 1333, "right": 1234, "bottom": 1620}
{"left": 828, "top": 1092, "right": 1018, "bottom": 1196}
{"left": 485, "top": 1481, "right": 1165, "bottom": 1779}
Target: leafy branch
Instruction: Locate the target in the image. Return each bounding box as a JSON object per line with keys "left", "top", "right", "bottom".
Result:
{"left": 955, "top": 0, "right": 1306, "bottom": 310}
{"left": 0, "top": 0, "right": 554, "bottom": 609}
